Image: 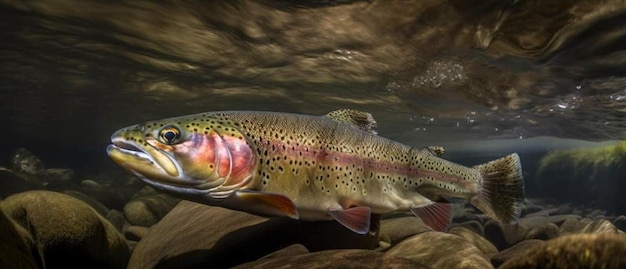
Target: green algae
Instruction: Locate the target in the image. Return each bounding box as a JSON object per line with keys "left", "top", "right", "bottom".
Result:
{"left": 537, "top": 141, "right": 626, "bottom": 178}
{"left": 535, "top": 141, "right": 626, "bottom": 213}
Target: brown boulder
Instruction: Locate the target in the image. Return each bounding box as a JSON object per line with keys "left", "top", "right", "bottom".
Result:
{"left": 379, "top": 216, "right": 431, "bottom": 246}
{"left": 128, "top": 201, "right": 379, "bottom": 268}
{"left": 1, "top": 191, "right": 129, "bottom": 269}
{"left": 613, "top": 215, "right": 626, "bottom": 232}
{"left": 449, "top": 220, "right": 484, "bottom": 236}
{"left": 523, "top": 223, "right": 560, "bottom": 240}
{"left": 123, "top": 193, "right": 180, "bottom": 227}
{"left": 500, "top": 233, "right": 626, "bottom": 269}
{"left": 519, "top": 215, "right": 581, "bottom": 229}
{"left": 0, "top": 208, "right": 41, "bottom": 269}
{"left": 581, "top": 219, "right": 620, "bottom": 234}
{"left": 448, "top": 226, "right": 498, "bottom": 255}
{"left": 235, "top": 249, "right": 428, "bottom": 269}
{"left": 257, "top": 244, "right": 309, "bottom": 261}
{"left": 490, "top": 240, "right": 545, "bottom": 267}
{"left": 124, "top": 225, "right": 150, "bottom": 241}
{"left": 484, "top": 220, "right": 529, "bottom": 250}
{"left": 385, "top": 231, "right": 493, "bottom": 269}
{"left": 0, "top": 167, "right": 44, "bottom": 198}
{"left": 558, "top": 217, "right": 591, "bottom": 235}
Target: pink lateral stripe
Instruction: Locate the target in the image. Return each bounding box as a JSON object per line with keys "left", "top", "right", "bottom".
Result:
{"left": 260, "top": 140, "right": 467, "bottom": 184}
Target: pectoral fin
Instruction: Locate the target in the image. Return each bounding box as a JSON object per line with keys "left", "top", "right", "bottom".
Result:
{"left": 234, "top": 190, "right": 299, "bottom": 219}
{"left": 410, "top": 201, "right": 453, "bottom": 232}
{"left": 328, "top": 206, "right": 371, "bottom": 235}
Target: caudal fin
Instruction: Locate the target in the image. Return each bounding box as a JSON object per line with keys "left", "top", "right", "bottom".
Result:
{"left": 470, "top": 153, "right": 525, "bottom": 223}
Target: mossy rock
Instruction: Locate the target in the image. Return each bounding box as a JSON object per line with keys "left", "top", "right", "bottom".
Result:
{"left": 500, "top": 233, "right": 626, "bottom": 269}
{"left": 1, "top": 191, "right": 130, "bottom": 269}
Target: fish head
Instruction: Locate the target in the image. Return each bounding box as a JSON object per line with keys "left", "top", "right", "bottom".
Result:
{"left": 106, "top": 114, "right": 257, "bottom": 201}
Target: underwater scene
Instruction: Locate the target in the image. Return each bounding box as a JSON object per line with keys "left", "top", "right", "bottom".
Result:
{"left": 2, "top": 1, "right": 626, "bottom": 268}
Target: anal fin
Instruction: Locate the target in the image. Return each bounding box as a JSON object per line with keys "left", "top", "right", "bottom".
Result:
{"left": 410, "top": 201, "right": 453, "bottom": 232}
{"left": 234, "top": 190, "right": 299, "bottom": 219}
{"left": 328, "top": 206, "right": 371, "bottom": 235}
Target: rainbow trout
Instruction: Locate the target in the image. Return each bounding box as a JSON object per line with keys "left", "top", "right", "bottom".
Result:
{"left": 107, "top": 109, "right": 525, "bottom": 234}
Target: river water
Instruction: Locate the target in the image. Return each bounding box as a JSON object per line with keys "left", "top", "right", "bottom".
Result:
{"left": 2, "top": 1, "right": 626, "bottom": 176}
{"left": 0, "top": 0, "right": 625, "bottom": 195}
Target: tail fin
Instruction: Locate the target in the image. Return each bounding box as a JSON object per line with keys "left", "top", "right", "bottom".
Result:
{"left": 470, "top": 153, "right": 525, "bottom": 223}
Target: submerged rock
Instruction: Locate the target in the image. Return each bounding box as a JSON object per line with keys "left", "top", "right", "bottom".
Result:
{"left": 451, "top": 203, "right": 481, "bottom": 223}
{"left": 0, "top": 167, "right": 44, "bottom": 198}
{"left": 45, "top": 168, "right": 75, "bottom": 182}
{"left": 523, "top": 223, "right": 560, "bottom": 240}
{"left": 490, "top": 240, "right": 545, "bottom": 268}
{"left": 524, "top": 207, "right": 560, "bottom": 218}
{"left": 106, "top": 209, "right": 129, "bottom": 232}
{"left": 384, "top": 231, "right": 493, "bottom": 268}
{"left": 500, "top": 233, "right": 626, "bottom": 269}
{"left": 79, "top": 179, "right": 104, "bottom": 189}
{"left": 521, "top": 205, "right": 544, "bottom": 216}
{"left": 448, "top": 226, "right": 498, "bottom": 255}
{"left": 519, "top": 214, "right": 581, "bottom": 229}
{"left": 9, "top": 148, "right": 45, "bottom": 176}
{"left": 587, "top": 209, "right": 608, "bottom": 219}
{"left": 613, "top": 215, "right": 626, "bottom": 231}
{"left": 483, "top": 220, "right": 529, "bottom": 250}
{"left": 0, "top": 207, "right": 41, "bottom": 269}
{"left": 0, "top": 191, "right": 129, "bottom": 269}
{"left": 257, "top": 244, "right": 309, "bottom": 261}
{"left": 123, "top": 193, "right": 180, "bottom": 227}
{"left": 63, "top": 190, "right": 110, "bottom": 216}
{"left": 124, "top": 226, "right": 150, "bottom": 241}
{"left": 558, "top": 217, "right": 591, "bottom": 235}
{"left": 80, "top": 178, "right": 141, "bottom": 211}
{"left": 449, "top": 220, "right": 484, "bottom": 236}
{"left": 559, "top": 217, "right": 620, "bottom": 235}
{"left": 581, "top": 219, "right": 620, "bottom": 234}
{"left": 235, "top": 249, "right": 427, "bottom": 269}
{"left": 379, "top": 215, "right": 431, "bottom": 246}
{"left": 129, "top": 201, "right": 379, "bottom": 269}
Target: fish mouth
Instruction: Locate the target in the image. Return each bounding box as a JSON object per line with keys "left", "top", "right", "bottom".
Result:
{"left": 107, "top": 137, "right": 183, "bottom": 182}
{"left": 107, "top": 137, "right": 224, "bottom": 190}
{"left": 109, "top": 139, "right": 150, "bottom": 160}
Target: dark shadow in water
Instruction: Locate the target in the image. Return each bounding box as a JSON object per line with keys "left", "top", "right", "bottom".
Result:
{"left": 154, "top": 217, "right": 376, "bottom": 269}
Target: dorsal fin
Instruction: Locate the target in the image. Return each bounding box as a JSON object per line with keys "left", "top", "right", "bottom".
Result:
{"left": 325, "top": 109, "right": 378, "bottom": 135}
{"left": 425, "top": 146, "right": 445, "bottom": 156}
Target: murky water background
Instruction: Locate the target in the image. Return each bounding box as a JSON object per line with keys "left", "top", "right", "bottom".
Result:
{"left": 1, "top": 1, "right": 625, "bottom": 175}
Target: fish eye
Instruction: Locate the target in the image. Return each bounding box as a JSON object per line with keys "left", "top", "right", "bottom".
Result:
{"left": 159, "top": 126, "right": 180, "bottom": 144}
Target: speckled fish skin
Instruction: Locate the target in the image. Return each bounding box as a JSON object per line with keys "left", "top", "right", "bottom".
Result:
{"left": 107, "top": 109, "right": 525, "bottom": 233}
{"left": 224, "top": 111, "right": 464, "bottom": 218}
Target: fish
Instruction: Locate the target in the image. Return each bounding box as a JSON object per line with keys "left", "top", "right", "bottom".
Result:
{"left": 107, "top": 109, "right": 525, "bottom": 234}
